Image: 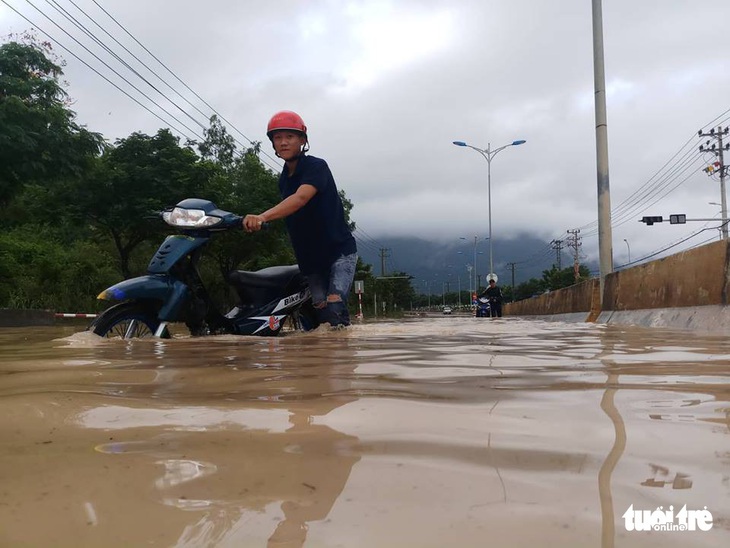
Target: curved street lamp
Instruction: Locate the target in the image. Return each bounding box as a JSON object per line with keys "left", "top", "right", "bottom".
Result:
{"left": 453, "top": 139, "right": 526, "bottom": 278}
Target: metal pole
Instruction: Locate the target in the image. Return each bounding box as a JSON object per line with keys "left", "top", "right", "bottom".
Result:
{"left": 623, "top": 239, "right": 630, "bottom": 263}
{"left": 718, "top": 127, "right": 728, "bottom": 239}
{"left": 487, "top": 145, "right": 493, "bottom": 277}
{"left": 473, "top": 235, "right": 478, "bottom": 295}
{"left": 592, "top": 0, "right": 614, "bottom": 302}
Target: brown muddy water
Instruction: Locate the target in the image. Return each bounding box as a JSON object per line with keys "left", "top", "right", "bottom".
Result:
{"left": 0, "top": 317, "right": 728, "bottom": 548}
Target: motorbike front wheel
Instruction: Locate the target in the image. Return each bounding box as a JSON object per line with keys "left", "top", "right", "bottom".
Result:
{"left": 89, "top": 301, "right": 169, "bottom": 339}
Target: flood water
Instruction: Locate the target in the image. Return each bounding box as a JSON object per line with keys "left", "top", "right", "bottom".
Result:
{"left": 0, "top": 317, "right": 728, "bottom": 547}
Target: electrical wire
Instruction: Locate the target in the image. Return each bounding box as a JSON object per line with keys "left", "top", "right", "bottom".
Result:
{"left": 44, "top": 0, "right": 208, "bottom": 133}
{"left": 515, "top": 110, "right": 730, "bottom": 271}
{"left": 5, "top": 0, "right": 283, "bottom": 171}
{"left": 88, "top": 0, "right": 282, "bottom": 171}
{"left": 1, "top": 0, "right": 199, "bottom": 141}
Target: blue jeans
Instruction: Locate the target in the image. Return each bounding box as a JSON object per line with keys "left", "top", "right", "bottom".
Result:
{"left": 306, "top": 253, "right": 357, "bottom": 326}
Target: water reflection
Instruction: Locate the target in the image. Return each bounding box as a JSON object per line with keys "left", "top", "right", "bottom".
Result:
{"left": 594, "top": 326, "right": 730, "bottom": 547}
{"left": 598, "top": 372, "right": 626, "bottom": 548}
{"left": 80, "top": 336, "right": 363, "bottom": 547}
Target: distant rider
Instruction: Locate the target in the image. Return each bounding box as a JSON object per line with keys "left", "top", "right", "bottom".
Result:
{"left": 480, "top": 279, "right": 503, "bottom": 317}
{"left": 242, "top": 111, "right": 357, "bottom": 327}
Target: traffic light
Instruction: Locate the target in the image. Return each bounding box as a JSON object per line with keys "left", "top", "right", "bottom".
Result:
{"left": 640, "top": 216, "right": 663, "bottom": 226}
{"left": 669, "top": 214, "right": 686, "bottom": 225}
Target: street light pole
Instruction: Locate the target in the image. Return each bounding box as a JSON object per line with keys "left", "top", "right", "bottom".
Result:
{"left": 473, "top": 235, "right": 477, "bottom": 294}
{"left": 461, "top": 236, "right": 478, "bottom": 296}
{"left": 453, "top": 139, "right": 526, "bottom": 278}
{"left": 623, "top": 238, "right": 630, "bottom": 263}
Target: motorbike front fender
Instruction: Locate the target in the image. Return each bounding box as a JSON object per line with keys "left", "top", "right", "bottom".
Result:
{"left": 97, "top": 275, "right": 189, "bottom": 321}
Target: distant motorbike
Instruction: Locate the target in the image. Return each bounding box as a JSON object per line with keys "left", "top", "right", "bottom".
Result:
{"left": 475, "top": 296, "right": 492, "bottom": 318}
{"left": 89, "top": 198, "right": 320, "bottom": 339}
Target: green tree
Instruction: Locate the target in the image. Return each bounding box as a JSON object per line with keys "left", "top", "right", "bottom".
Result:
{"left": 513, "top": 278, "right": 545, "bottom": 301}
{"left": 197, "top": 114, "right": 237, "bottom": 169}
{"left": 512, "top": 264, "right": 593, "bottom": 302}
{"left": 67, "top": 129, "right": 211, "bottom": 278}
{"left": 0, "top": 224, "right": 118, "bottom": 310}
{"left": 339, "top": 190, "right": 356, "bottom": 232}
{"left": 542, "top": 265, "right": 592, "bottom": 291}
{"left": 0, "top": 37, "right": 103, "bottom": 206}
{"left": 371, "top": 271, "right": 415, "bottom": 315}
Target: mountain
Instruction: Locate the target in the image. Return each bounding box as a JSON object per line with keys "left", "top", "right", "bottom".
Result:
{"left": 356, "top": 234, "right": 597, "bottom": 292}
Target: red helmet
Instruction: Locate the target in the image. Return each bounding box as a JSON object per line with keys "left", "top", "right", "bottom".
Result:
{"left": 266, "top": 110, "right": 307, "bottom": 140}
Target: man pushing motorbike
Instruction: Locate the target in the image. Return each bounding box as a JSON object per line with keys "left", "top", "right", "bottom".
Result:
{"left": 480, "top": 279, "right": 503, "bottom": 318}
{"left": 243, "top": 111, "right": 357, "bottom": 328}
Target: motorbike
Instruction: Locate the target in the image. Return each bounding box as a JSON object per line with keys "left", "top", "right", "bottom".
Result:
{"left": 476, "top": 295, "right": 502, "bottom": 318}
{"left": 88, "top": 198, "right": 320, "bottom": 339}
{"left": 475, "top": 296, "right": 492, "bottom": 318}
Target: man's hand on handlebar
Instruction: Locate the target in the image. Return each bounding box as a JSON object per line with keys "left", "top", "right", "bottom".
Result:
{"left": 243, "top": 214, "right": 266, "bottom": 232}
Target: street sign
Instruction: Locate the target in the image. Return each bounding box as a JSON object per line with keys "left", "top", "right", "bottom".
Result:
{"left": 354, "top": 280, "right": 364, "bottom": 294}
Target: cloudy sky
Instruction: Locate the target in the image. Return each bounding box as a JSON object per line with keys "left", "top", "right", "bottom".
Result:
{"left": 3, "top": 0, "right": 730, "bottom": 272}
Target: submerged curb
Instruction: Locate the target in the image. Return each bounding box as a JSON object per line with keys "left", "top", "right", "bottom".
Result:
{"left": 517, "top": 304, "right": 730, "bottom": 334}
{"left": 0, "top": 308, "right": 55, "bottom": 327}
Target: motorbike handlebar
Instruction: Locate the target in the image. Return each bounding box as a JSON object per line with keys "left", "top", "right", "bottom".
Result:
{"left": 157, "top": 200, "right": 270, "bottom": 232}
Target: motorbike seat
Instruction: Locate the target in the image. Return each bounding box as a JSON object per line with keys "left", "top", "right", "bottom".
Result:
{"left": 229, "top": 265, "right": 301, "bottom": 288}
{"left": 228, "top": 265, "right": 303, "bottom": 306}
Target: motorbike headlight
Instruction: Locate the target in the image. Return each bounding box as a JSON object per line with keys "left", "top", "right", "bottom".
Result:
{"left": 162, "top": 207, "right": 222, "bottom": 227}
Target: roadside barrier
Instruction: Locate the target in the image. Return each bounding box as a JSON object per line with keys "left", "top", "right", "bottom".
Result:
{"left": 54, "top": 313, "right": 98, "bottom": 319}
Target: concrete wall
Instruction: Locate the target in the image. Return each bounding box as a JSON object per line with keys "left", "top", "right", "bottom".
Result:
{"left": 504, "top": 239, "right": 730, "bottom": 332}
{"left": 506, "top": 278, "right": 597, "bottom": 316}
{"left": 603, "top": 239, "right": 728, "bottom": 310}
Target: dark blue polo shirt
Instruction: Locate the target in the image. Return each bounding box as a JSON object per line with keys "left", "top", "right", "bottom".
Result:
{"left": 278, "top": 154, "right": 357, "bottom": 275}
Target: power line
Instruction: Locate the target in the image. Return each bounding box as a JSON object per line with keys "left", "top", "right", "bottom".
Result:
{"left": 550, "top": 239, "right": 564, "bottom": 268}
{"left": 6, "top": 0, "right": 284, "bottom": 172}
{"left": 88, "top": 0, "right": 282, "bottom": 171}
{"left": 525, "top": 111, "right": 730, "bottom": 269}
{"left": 17, "top": 0, "right": 206, "bottom": 140}
{"left": 1, "top": 0, "right": 198, "bottom": 141}
{"left": 45, "top": 0, "right": 208, "bottom": 132}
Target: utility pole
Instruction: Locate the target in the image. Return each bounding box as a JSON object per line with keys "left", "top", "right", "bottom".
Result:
{"left": 506, "top": 262, "right": 517, "bottom": 298}
{"left": 566, "top": 229, "right": 582, "bottom": 282}
{"left": 699, "top": 126, "right": 729, "bottom": 239}
{"left": 379, "top": 248, "right": 390, "bottom": 277}
{"left": 550, "top": 239, "right": 564, "bottom": 269}
{"left": 592, "top": 0, "right": 613, "bottom": 302}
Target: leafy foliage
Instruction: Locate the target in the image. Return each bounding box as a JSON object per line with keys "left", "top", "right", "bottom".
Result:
{"left": 0, "top": 225, "right": 118, "bottom": 311}
{"left": 511, "top": 264, "right": 592, "bottom": 301}
{"left": 64, "top": 129, "right": 211, "bottom": 277}
{"left": 0, "top": 38, "right": 103, "bottom": 207}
